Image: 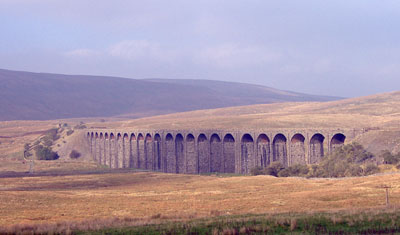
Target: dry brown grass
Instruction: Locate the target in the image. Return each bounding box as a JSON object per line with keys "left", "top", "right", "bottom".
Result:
{"left": 88, "top": 91, "right": 400, "bottom": 131}
{"left": 1, "top": 171, "right": 400, "bottom": 228}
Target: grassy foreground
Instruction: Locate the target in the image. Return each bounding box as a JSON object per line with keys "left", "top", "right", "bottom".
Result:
{"left": 88, "top": 209, "right": 400, "bottom": 234}
{"left": 2, "top": 171, "right": 400, "bottom": 233}
{"left": 3, "top": 209, "right": 400, "bottom": 234}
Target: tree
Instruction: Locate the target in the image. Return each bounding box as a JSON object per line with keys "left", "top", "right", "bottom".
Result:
{"left": 34, "top": 145, "right": 59, "bottom": 160}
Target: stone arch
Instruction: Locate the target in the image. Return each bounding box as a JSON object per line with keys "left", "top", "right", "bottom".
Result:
{"left": 110, "top": 133, "right": 116, "bottom": 168}
{"left": 123, "top": 133, "right": 129, "bottom": 168}
{"left": 99, "top": 133, "right": 104, "bottom": 165}
{"left": 94, "top": 133, "right": 98, "bottom": 161}
{"left": 104, "top": 133, "right": 110, "bottom": 167}
{"left": 186, "top": 134, "right": 197, "bottom": 174}
{"left": 310, "top": 133, "right": 325, "bottom": 164}
{"left": 257, "top": 134, "right": 270, "bottom": 167}
{"left": 137, "top": 133, "right": 145, "bottom": 169}
{"left": 223, "top": 134, "right": 235, "bottom": 173}
{"left": 165, "top": 133, "right": 175, "bottom": 173}
{"left": 90, "top": 132, "right": 94, "bottom": 157}
{"left": 210, "top": 134, "right": 222, "bottom": 173}
{"left": 273, "top": 134, "right": 287, "bottom": 166}
{"left": 116, "top": 133, "right": 123, "bottom": 168}
{"left": 154, "top": 134, "right": 162, "bottom": 171}
{"left": 198, "top": 134, "right": 209, "bottom": 173}
{"left": 130, "top": 133, "right": 137, "bottom": 168}
{"left": 175, "top": 134, "right": 184, "bottom": 173}
{"left": 290, "top": 133, "right": 305, "bottom": 165}
{"left": 331, "top": 133, "right": 346, "bottom": 152}
{"left": 241, "top": 134, "right": 254, "bottom": 174}
{"left": 145, "top": 134, "right": 153, "bottom": 170}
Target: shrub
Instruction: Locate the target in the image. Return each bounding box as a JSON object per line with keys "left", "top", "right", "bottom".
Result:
{"left": 250, "top": 166, "right": 265, "bottom": 176}
{"left": 45, "top": 128, "right": 60, "bottom": 141}
{"left": 34, "top": 145, "right": 59, "bottom": 160}
{"left": 287, "top": 164, "right": 309, "bottom": 176}
{"left": 66, "top": 130, "right": 74, "bottom": 136}
{"left": 69, "top": 150, "right": 81, "bottom": 159}
{"left": 74, "top": 124, "right": 87, "bottom": 129}
{"left": 363, "top": 163, "right": 380, "bottom": 176}
{"left": 264, "top": 161, "right": 285, "bottom": 177}
{"left": 277, "top": 168, "right": 290, "bottom": 177}
{"left": 381, "top": 150, "right": 400, "bottom": 164}
{"left": 344, "top": 164, "right": 363, "bottom": 177}
{"left": 308, "top": 143, "right": 377, "bottom": 178}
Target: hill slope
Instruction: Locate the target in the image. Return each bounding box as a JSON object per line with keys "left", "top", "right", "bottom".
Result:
{"left": 94, "top": 91, "right": 400, "bottom": 155}
{"left": 0, "top": 69, "right": 339, "bottom": 121}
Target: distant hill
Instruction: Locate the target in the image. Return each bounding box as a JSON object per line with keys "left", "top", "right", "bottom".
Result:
{"left": 0, "top": 69, "right": 340, "bottom": 121}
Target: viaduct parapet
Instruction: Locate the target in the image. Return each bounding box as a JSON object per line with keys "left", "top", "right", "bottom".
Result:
{"left": 85, "top": 128, "right": 359, "bottom": 174}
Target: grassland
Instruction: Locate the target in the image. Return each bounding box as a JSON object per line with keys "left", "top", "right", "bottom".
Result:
{"left": 2, "top": 91, "right": 400, "bottom": 233}
{"left": 1, "top": 171, "right": 400, "bottom": 233}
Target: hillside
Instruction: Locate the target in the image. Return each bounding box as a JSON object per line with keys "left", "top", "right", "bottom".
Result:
{"left": 96, "top": 91, "right": 400, "bottom": 130}
{"left": 0, "top": 69, "right": 339, "bottom": 121}
{"left": 89, "top": 91, "right": 400, "bottom": 154}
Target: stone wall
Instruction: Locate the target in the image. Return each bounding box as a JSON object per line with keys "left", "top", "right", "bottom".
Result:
{"left": 85, "top": 128, "right": 354, "bottom": 174}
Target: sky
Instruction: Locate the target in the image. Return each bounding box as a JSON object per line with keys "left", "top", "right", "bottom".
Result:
{"left": 1, "top": 0, "right": 400, "bottom": 97}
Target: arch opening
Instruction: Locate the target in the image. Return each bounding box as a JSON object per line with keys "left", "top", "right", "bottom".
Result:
{"left": 165, "top": 133, "right": 175, "bottom": 173}
{"left": 257, "top": 134, "right": 270, "bottom": 167}
{"left": 145, "top": 134, "right": 153, "bottom": 170}
{"left": 223, "top": 134, "right": 235, "bottom": 173}
{"left": 290, "top": 133, "right": 305, "bottom": 165}
{"left": 175, "top": 134, "right": 184, "bottom": 173}
{"left": 122, "top": 133, "right": 129, "bottom": 168}
{"left": 210, "top": 134, "right": 222, "bottom": 173}
{"left": 331, "top": 133, "right": 346, "bottom": 152}
{"left": 154, "top": 134, "right": 162, "bottom": 171}
{"left": 273, "top": 134, "right": 287, "bottom": 167}
{"left": 198, "top": 134, "right": 209, "bottom": 173}
{"left": 186, "top": 134, "right": 197, "bottom": 174}
{"left": 137, "top": 133, "right": 145, "bottom": 169}
{"left": 241, "top": 134, "right": 254, "bottom": 174}
{"left": 310, "top": 133, "right": 325, "bottom": 164}
{"left": 116, "top": 133, "right": 123, "bottom": 168}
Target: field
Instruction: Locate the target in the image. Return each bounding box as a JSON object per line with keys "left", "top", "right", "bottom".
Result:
{"left": 1, "top": 171, "right": 400, "bottom": 233}
{"left": 2, "top": 91, "right": 400, "bottom": 233}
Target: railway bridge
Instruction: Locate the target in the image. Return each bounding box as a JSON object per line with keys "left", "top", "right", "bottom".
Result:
{"left": 86, "top": 128, "right": 358, "bottom": 174}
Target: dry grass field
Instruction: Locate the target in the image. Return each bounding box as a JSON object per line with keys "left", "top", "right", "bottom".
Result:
{"left": 1, "top": 171, "right": 400, "bottom": 230}
{"left": 1, "top": 91, "right": 400, "bottom": 232}
{"left": 95, "top": 91, "right": 400, "bottom": 131}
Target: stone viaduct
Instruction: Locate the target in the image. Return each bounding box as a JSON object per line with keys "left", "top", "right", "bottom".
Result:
{"left": 85, "top": 128, "right": 358, "bottom": 174}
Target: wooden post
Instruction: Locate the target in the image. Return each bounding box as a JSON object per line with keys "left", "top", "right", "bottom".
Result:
{"left": 385, "top": 187, "right": 390, "bottom": 206}
{"left": 380, "top": 185, "right": 391, "bottom": 207}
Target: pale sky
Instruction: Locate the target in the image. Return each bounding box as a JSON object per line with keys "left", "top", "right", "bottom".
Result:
{"left": 1, "top": 0, "right": 400, "bottom": 97}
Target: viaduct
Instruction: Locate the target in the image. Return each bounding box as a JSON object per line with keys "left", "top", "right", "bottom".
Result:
{"left": 86, "top": 128, "right": 358, "bottom": 174}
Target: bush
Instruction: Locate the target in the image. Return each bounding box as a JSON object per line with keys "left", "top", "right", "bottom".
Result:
{"left": 264, "top": 161, "right": 285, "bottom": 177}
{"left": 69, "top": 150, "right": 81, "bottom": 159}
{"left": 74, "top": 124, "right": 87, "bottom": 129}
{"left": 306, "top": 143, "right": 378, "bottom": 178}
{"left": 344, "top": 164, "right": 363, "bottom": 177}
{"left": 277, "top": 168, "right": 290, "bottom": 177}
{"left": 66, "top": 130, "right": 74, "bottom": 136}
{"left": 45, "top": 128, "right": 60, "bottom": 141}
{"left": 34, "top": 145, "right": 59, "bottom": 160}
{"left": 250, "top": 166, "right": 265, "bottom": 176}
{"left": 287, "top": 164, "right": 309, "bottom": 176}
{"left": 363, "top": 163, "right": 380, "bottom": 176}
{"left": 380, "top": 150, "right": 400, "bottom": 164}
